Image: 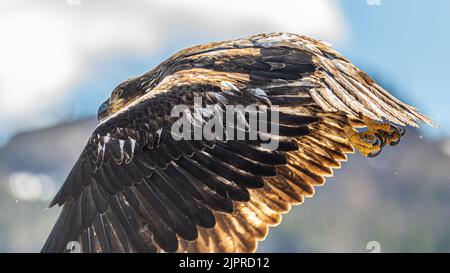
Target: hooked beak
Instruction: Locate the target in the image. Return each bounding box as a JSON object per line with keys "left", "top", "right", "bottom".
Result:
{"left": 98, "top": 98, "right": 127, "bottom": 122}
{"left": 97, "top": 99, "right": 111, "bottom": 122}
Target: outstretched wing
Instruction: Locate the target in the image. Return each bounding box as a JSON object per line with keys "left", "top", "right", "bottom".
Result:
{"left": 42, "top": 33, "right": 434, "bottom": 253}
{"left": 42, "top": 70, "right": 316, "bottom": 253}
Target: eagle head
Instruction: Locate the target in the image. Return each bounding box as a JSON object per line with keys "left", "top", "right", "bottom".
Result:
{"left": 97, "top": 76, "right": 147, "bottom": 122}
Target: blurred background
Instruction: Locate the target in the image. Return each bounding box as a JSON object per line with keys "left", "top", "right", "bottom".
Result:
{"left": 0, "top": 0, "right": 449, "bottom": 252}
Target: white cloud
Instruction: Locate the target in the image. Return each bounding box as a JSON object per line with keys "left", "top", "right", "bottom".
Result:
{"left": 0, "top": 0, "right": 347, "bottom": 142}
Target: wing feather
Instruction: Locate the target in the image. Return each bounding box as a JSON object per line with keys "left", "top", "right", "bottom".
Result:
{"left": 43, "top": 32, "right": 435, "bottom": 253}
{"left": 179, "top": 113, "right": 358, "bottom": 252}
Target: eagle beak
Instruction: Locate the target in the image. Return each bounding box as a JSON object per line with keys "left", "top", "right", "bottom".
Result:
{"left": 97, "top": 99, "right": 111, "bottom": 122}
{"left": 98, "top": 98, "right": 127, "bottom": 122}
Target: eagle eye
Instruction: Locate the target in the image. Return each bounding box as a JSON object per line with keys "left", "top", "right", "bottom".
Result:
{"left": 114, "top": 88, "right": 124, "bottom": 97}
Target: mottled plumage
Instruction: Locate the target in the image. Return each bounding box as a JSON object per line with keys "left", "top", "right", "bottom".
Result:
{"left": 42, "top": 33, "right": 434, "bottom": 253}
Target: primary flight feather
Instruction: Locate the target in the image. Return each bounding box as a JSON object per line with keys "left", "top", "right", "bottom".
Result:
{"left": 42, "top": 33, "right": 435, "bottom": 253}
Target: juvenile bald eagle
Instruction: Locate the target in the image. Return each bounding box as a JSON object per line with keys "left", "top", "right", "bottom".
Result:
{"left": 42, "top": 33, "right": 435, "bottom": 253}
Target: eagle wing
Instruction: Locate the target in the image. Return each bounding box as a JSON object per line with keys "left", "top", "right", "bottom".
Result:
{"left": 42, "top": 33, "right": 434, "bottom": 253}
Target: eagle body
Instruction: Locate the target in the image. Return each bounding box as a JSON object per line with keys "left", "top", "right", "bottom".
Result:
{"left": 42, "top": 33, "right": 434, "bottom": 253}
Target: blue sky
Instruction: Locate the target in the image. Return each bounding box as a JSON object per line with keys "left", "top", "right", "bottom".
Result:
{"left": 338, "top": 0, "right": 450, "bottom": 137}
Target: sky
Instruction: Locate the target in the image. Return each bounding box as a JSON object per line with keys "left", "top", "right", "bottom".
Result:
{"left": 0, "top": 0, "right": 448, "bottom": 145}
{"left": 338, "top": 0, "right": 450, "bottom": 138}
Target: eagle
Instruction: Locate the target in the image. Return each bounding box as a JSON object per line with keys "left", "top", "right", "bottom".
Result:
{"left": 42, "top": 33, "right": 435, "bottom": 253}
